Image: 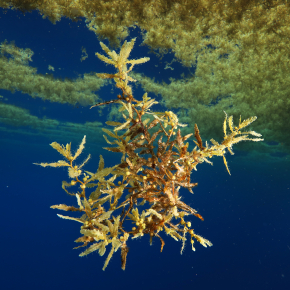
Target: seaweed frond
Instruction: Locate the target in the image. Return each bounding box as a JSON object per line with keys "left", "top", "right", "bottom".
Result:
{"left": 37, "top": 39, "right": 263, "bottom": 270}
{"left": 95, "top": 38, "right": 150, "bottom": 96}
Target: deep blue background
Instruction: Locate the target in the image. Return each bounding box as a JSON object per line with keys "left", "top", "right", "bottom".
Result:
{"left": 0, "top": 8, "right": 290, "bottom": 290}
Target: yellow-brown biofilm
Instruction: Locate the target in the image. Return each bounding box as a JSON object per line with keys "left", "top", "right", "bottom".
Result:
{"left": 36, "top": 39, "right": 263, "bottom": 270}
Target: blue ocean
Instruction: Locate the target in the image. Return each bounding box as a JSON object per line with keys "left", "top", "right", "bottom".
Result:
{"left": 0, "top": 6, "right": 289, "bottom": 290}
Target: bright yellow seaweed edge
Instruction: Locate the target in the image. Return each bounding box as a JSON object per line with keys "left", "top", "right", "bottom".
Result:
{"left": 35, "top": 39, "right": 263, "bottom": 270}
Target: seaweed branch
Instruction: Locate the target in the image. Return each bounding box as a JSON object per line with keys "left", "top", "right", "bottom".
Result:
{"left": 36, "top": 39, "right": 263, "bottom": 270}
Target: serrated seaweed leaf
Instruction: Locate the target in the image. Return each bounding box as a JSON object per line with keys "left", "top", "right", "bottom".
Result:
{"left": 228, "top": 115, "right": 234, "bottom": 132}
{"left": 148, "top": 119, "right": 159, "bottom": 130}
{"left": 98, "top": 155, "right": 105, "bottom": 172}
{"left": 106, "top": 121, "right": 123, "bottom": 126}
{"left": 79, "top": 242, "right": 102, "bottom": 257}
{"left": 114, "top": 120, "right": 131, "bottom": 131}
{"left": 35, "top": 160, "right": 70, "bottom": 168}
{"left": 98, "top": 210, "right": 114, "bottom": 222}
{"left": 103, "top": 134, "right": 114, "bottom": 145}
{"left": 102, "top": 128, "right": 118, "bottom": 139}
{"left": 95, "top": 53, "right": 115, "bottom": 66}
{"left": 99, "top": 242, "right": 107, "bottom": 256}
{"left": 104, "top": 147, "right": 122, "bottom": 153}
{"left": 51, "top": 204, "right": 80, "bottom": 212}
{"left": 182, "top": 133, "right": 193, "bottom": 142}
{"left": 194, "top": 124, "right": 205, "bottom": 150}
{"left": 223, "top": 111, "right": 228, "bottom": 137}
{"left": 102, "top": 245, "right": 115, "bottom": 270}
{"left": 73, "top": 135, "right": 86, "bottom": 161}
{"left": 50, "top": 142, "right": 71, "bottom": 159}
{"left": 61, "top": 180, "right": 76, "bottom": 196}
{"left": 87, "top": 166, "right": 117, "bottom": 183}
{"left": 57, "top": 214, "right": 84, "bottom": 223}
{"left": 239, "top": 116, "right": 257, "bottom": 129}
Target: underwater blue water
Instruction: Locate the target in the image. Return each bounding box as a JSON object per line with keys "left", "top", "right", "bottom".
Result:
{"left": 0, "top": 9, "right": 290, "bottom": 290}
